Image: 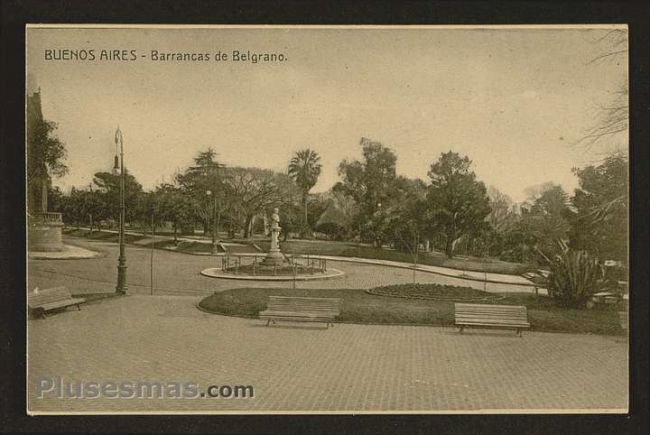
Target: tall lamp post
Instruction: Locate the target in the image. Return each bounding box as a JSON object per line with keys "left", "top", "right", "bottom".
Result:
{"left": 114, "top": 127, "right": 128, "bottom": 294}
{"left": 206, "top": 190, "right": 217, "bottom": 254}
{"left": 189, "top": 159, "right": 224, "bottom": 255}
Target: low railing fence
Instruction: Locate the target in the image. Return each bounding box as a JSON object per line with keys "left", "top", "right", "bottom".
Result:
{"left": 221, "top": 254, "right": 327, "bottom": 276}
{"left": 28, "top": 212, "right": 63, "bottom": 225}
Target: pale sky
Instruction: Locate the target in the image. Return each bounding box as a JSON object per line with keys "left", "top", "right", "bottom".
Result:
{"left": 26, "top": 25, "right": 628, "bottom": 202}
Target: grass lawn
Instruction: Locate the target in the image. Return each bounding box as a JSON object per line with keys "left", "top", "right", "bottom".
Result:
{"left": 199, "top": 285, "right": 625, "bottom": 336}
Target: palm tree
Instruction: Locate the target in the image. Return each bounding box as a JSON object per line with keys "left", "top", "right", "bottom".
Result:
{"left": 288, "top": 149, "right": 322, "bottom": 236}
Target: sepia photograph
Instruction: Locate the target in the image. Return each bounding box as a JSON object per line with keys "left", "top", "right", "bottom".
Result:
{"left": 25, "top": 24, "right": 629, "bottom": 414}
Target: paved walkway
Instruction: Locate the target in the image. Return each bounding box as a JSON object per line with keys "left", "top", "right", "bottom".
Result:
{"left": 65, "top": 229, "right": 537, "bottom": 287}
{"left": 28, "top": 238, "right": 539, "bottom": 296}
{"left": 305, "top": 255, "right": 537, "bottom": 287}
{"left": 28, "top": 295, "right": 627, "bottom": 414}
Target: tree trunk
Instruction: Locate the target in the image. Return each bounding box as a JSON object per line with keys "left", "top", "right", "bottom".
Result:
{"left": 304, "top": 193, "right": 309, "bottom": 235}
{"left": 244, "top": 214, "right": 253, "bottom": 239}
{"left": 445, "top": 237, "right": 455, "bottom": 258}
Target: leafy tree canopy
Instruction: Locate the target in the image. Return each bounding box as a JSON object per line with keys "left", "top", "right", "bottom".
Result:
{"left": 570, "top": 152, "right": 627, "bottom": 261}
{"left": 425, "top": 151, "right": 491, "bottom": 257}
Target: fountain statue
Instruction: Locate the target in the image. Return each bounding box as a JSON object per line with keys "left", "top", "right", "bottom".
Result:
{"left": 262, "top": 207, "right": 285, "bottom": 266}
{"left": 201, "top": 205, "right": 344, "bottom": 281}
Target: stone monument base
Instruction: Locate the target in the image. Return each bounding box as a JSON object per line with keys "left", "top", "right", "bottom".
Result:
{"left": 261, "top": 250, "right": 285, "bottom": 266}
{"left": 28, "top": 213, "right": 65, "bottom": 252}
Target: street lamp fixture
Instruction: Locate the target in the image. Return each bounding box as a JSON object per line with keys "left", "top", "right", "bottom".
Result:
{"left": 115, "top": 127, "right": 127, "bottom": 294}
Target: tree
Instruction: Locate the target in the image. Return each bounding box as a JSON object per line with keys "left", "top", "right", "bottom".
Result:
{"left": 425, "top": 151, "right": 491, "bottom": 258}
{"left": 288, "top": 149, "right": 322, "bottom": 237}
{"left": 523, "top": 184, "right": 572, "bottom": 259}
{"left": 92, "top": 171, "right": 144, "bottom": 223}
{"left": 176, "top": 148, "right": 225, "bottom": 236}
{"left": 385, "top": 177, "right": 428, "bottom": 258}
{"left": 578, "top": 29, "right": 627, "bottom": 150}
{"left": 314, "top": 190, "right": 359, "bottom": 240}
{"left": 27, "top": 118, "right": 68, "bottom": 212}
{"left": 569, "top": 152, "right": 627, "bottom": 262}
{"left": 498, "top": 183, "right": 571, "bottom": 264}
{"left": 153, "top": 183, "right": 199, "bottom": 242}
{"left": 479, "top": 186, "right": 520, "bottom": 258}
{"left": 523, "top": 182, "right": 556, "bottom": 204}
{"left": 335, "top": 137, "right": 398, "bottom": 246}
{"left": 486, "top": 186, "right": 516, "bottom": 233}
{"left": 222, "top": 167, "right": 299, "bottom": 238}
{"left": 55, "top": 186, "right": 102, "bottom": 229}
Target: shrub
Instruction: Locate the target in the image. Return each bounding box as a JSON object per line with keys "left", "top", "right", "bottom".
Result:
{"left": 315, "top": 222, "right": 348, "bottom": 241}
{"left": 547, "top": 249, "right": 603, "bottom": 308}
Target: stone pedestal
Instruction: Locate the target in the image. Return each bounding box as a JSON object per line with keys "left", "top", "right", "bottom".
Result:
{"left": 261, "top": 249, "right": 285, "bottom": 266}
{"left": 28, "top": 212, "right": 64, "bottom": 252}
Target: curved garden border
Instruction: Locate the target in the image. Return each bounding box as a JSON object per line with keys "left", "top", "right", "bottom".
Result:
{"left": 365, "top": 287, "right": 506, "bottom": 302}
{"left": 200, "top": 267, "right": 345, "bottom": 281}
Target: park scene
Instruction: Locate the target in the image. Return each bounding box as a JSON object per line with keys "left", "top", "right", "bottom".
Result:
{"left": 26, "top": 26, "right": 628, "bottom": 413}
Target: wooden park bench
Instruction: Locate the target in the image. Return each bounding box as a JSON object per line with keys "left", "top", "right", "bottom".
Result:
{"left": 454, "top": 303, "right": 530, "bottom": 337}
{"left": 28, "top": 286, "right": 85, "bottom": 318}
{"left": 259, "top": 296, "right": 341, "bottom": 328}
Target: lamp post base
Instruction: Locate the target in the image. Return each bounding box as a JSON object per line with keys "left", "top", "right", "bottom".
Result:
{"left": 116, "top": 263, "right": 128, "bottom": 294}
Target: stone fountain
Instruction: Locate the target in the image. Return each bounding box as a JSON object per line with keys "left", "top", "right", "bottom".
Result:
{"left": 200, "top": 206, "right": 344, "bottom": 281}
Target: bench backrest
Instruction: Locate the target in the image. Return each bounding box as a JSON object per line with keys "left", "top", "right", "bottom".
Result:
{"left": 267, "top": 296, "right": 341, "bottom": 315}
{"left": 455, "top": 303, "right": 528, "bottom": 321}
{"left": 28, "top": 286, "right": 73, "bottom": 307}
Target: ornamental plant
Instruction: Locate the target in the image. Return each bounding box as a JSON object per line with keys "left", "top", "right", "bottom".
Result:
{"left": 547, "top": 247, "right": 603, "bottom": 308}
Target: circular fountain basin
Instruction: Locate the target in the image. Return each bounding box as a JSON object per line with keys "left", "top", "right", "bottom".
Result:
{"left": 200, "top": 267, "right": 344, "bottom": 281}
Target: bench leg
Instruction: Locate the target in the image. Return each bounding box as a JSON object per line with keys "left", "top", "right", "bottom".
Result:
{"left": 516, "top": 328, "right": 522, "bottom": 337}
{"left": 459, "top": 325, "right": 464, "bottom": 335}
{"left": 266, "top": 319, "right": 271, "bottom": 326}
{"left": 77, "top": 304, "right": 82, "bottom": 311}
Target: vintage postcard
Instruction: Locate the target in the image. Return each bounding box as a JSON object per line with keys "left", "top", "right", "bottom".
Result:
{"left": 26, "top": 24, "right": 628, "bottom": 414}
